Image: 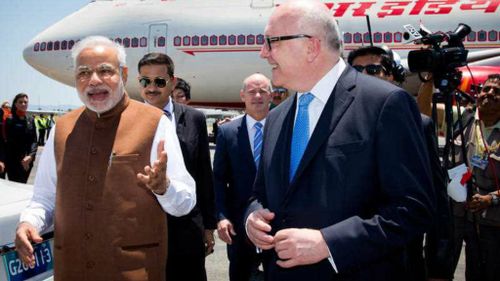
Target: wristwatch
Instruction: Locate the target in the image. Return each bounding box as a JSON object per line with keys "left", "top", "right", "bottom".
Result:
{"left": 491, "top": 193, "right": 499, "bottom": 206}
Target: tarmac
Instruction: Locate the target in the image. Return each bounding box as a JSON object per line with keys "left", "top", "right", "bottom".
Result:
{"left": 27, "top": 145, "right": 466, "bottom": 281}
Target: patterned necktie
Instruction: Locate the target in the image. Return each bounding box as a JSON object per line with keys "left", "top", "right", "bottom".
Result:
{"left": 289, "top": 93, "right": 314, "bottom": 181}
{"left": 163, "top": 109, "right": 172, "bottom": 121}
{"left": 253, "top": 122, "right": 263, "bottom": 168}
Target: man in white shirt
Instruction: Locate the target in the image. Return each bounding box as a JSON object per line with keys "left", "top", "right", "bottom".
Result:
{"left": 14, "top": 36, "right": 196, "bottom": 281}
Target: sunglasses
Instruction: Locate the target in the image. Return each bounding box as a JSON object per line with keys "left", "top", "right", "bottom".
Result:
{"left": 352, "top": 64, "right": 386, "bottom": 75}
{"left": 139, "top": 77, "right": 169, "bottom": 88}
{"left": 481, "top": 85, "right": 499, "bottom": 95}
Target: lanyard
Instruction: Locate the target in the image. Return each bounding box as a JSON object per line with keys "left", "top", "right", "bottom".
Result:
{"left": 476, "top": 117, "right": 500, "bottom": 193}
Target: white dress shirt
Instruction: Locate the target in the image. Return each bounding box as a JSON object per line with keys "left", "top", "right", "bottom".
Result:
{"left": 294, "top": 58, "right": 346, "bottom": 137}
{"left": 245, "top": 114, "right": 266, "bottom": 157}
{"left": 20, "top": 114, "right": 196, "bottom": 233}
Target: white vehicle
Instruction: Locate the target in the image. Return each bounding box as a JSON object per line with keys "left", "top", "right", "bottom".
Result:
{"left": 0, "top": 180, "right": 53, "bottom": 281}
{"left": 23, "top": 0, "right": 500, "bottom": 108}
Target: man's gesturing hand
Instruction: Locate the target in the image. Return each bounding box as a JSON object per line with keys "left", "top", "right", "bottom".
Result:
{"left": 274, "top": 228, "right": 330, "bottom": 268}
{"left": 246, "top": 209, "right": 275, "bottom": 250}
{"left": 137, "top": 140, "right": 169, "bottom": 195}
{"left": 15, "top": 222, "right": 43, "bottom": 267}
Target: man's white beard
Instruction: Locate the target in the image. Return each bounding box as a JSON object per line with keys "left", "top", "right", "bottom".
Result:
{"left": 78, "top": 80, "right": 125, "bottom": 114}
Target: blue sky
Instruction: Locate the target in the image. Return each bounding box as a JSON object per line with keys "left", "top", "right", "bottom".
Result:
{"left": 0, "top": 0, "right": 89, "bottom": 109}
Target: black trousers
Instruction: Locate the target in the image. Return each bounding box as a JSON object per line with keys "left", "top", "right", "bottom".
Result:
{"left": 226, "top": 231, "right": 261, "bottom": 281}
{"left": 6, "top": 162, "right": 32, "bottom": 183}
{"left": 452, "top": 215, "right": 481, "bottom": 281}
{"left": 166, "top": 215, "right": 207, "bottom": 281}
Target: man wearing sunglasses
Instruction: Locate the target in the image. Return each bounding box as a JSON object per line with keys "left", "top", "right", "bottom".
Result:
{"left": 15, "top": 36, "right": 196, "bottom": 280}
{"left": 138, "top": 52, "right": 216, "bottom": 281}
{"left": 349, "top": 45, "right": 454, "bottom": 281}
{"left": 245, "top": 1, "right": 435, "bottom": 281}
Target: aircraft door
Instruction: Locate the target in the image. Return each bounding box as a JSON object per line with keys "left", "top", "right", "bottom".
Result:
{"left": 148, "top": 24, "right": 168, "bottom": 53}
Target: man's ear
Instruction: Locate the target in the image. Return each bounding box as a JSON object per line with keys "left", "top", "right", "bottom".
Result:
{"left": 306, "top": 37, "right": 321, "bottom": 62}
{"left": 240, "top": 90, "right": 246, "bottom": 102}
{"left": 121, "top": 66, "right": 128, "bottom": 84}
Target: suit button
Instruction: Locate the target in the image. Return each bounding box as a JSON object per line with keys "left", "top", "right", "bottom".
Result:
{"left": 88, "top": 175, "right": 96, "bottom": 183}
{"left": 90, "top": 147, "right": 97, "bottom": 154}
{"left": 84, "top": 233, "right": 93, "bottom": 240}
{"left": 85, "top": 202, "right": 93, "bottom": 210}
{"left": 86, "top": 261, "right": 95, "bottom": 269}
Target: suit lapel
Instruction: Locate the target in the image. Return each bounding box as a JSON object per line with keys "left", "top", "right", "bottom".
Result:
{"left": 237, "top": 116, "right": 256, "bottom": 172}
{"left": 172, "top": 102, "right": 185, "bottom": 136}
{"left": 287, "top": 67, "right": 357, "bottom": 194}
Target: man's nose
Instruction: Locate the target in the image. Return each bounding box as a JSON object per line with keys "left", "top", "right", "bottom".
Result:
{"left": 89, "top": 71, "right": 102, "bottom": 86}
{"left": 260, "top": 45, "right": 269, "bottom": 59}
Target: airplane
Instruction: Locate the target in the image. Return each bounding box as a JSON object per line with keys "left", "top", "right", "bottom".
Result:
{"left": 22, "top": 0, "right": 500, "bottom": 108}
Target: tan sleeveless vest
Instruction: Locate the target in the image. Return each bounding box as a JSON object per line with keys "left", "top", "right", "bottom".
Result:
{"left": 53, "top": 95, "right": 167, "bottom": 280}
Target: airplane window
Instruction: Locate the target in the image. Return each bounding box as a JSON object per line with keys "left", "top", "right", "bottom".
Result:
{"left": 488, "top": 30, "right": 497, "bottom": 41}
{"left": 372, "top": 32, "right": 382, "bottom": 43}
{"left": 173, "top": 36, "right": 181, "bottom": 46}
{"left": 210, "top": 35, "right": 217, "bottom": 45}
{"left": 158, "top": 36, "right": 166, "bottom": 47}
{"left": 41, "top": 42, "right": 46, "bottom": 51}
{"left": 192, "top": 36, "right": 200, "bottom": 46}
{"left": 132, "top": 37, "right": 139, "bottom": 47}
{"left": 478, "top": 30, "right": 486, "bottom": 41}
{"left": 54, "top": 41, "right": 60, "bottom": 50}
{"left": 363, "top": 32, "right": 370, "bottom": 43}
{"left": 47, "top": 41, "right": 53, "bottom": 51}
{"left": 247, "top": 35, "right": 255, "bottom": 45}
{"left": 256, "top": 34, "right": 264, "bottom": 45}
{"left": 219, "top": 35, "right": 227, "bottom": 45}
{"left": 343, "top": 33, "right": 352, "bottom": 44}
{"left": 68, "top": 40, "right": 75, "bottom": 49}
{"left": 34, "top": 42, "right": 40, "bottom": 52}
{"left": 183, "top": 36, "right": 191, "bottom": 46}
{"left": 237, "top": 35, "right": 245, "bottom": 45}
{"left": 140, "top": 37, "right": 147, "bottom": 47}
{"left": 201, "top": 35, "right": 208, "bottom": 46}
{"left": 394, "top": 32, "right": 402, "bottom": 43}
{"left": 467, "top": 31, "right": 476, "bottom": 42}
{"left": 123, "top": 38, "right": 130, "bottom": 47}
{"left": 229, "top": 35, "right": 236, "bottom": 45}
{"left": 353, "top": 33, "right": 362, "bottom": 43}
{"left": 115, "top": 38, "right": 122, "bottom": 45}
{"left": 384, "top": 32, "right": 392, "bottom": 43}
{"left": 61, "top": 40, "right": 68, "bottom": 50}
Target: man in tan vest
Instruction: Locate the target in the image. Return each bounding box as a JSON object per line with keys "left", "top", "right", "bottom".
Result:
{"left": 14, "top": 36, "right": 196, "bottom": 281}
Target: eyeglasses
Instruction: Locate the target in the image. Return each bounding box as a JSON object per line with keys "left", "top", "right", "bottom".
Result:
{"left": 139, "top": 77, "right": 169, "bottom": 88}
{"left": 76, "top": 64, "right": 120, "bottom": 81}
{"left": 352, "top": 64, "right": 386, "bottom": 76}
{"left": 264, "top": 34, "right": 312, "bottom": 51}
{"left": 481, "top": 85, "right": 499, "bottom": 95}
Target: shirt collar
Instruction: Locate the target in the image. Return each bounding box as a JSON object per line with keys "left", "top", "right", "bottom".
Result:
{"left": 162, "top": 98, "right": 174, "bottom": 115}
{"left": 246, "top": 114, "right": 266, "bottom": 131}
{"left": 298, "top": 58, "right": 347, "bottom": 103}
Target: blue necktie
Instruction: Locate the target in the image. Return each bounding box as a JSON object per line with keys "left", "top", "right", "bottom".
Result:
{"left": 289, "top": 93, "right": 314, "bottom": 181}
{"left": 253, "top": 122, "right": 263, "bottom": 168}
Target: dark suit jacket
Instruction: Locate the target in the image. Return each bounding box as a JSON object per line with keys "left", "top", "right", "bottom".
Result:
{"left": 214, "top": 115, "right": 257, "bottom": 232}
{"left": 168, "top": 102, "right": 216, "bottom": 255}
{"left": 248, "top": 66, "right": 436, "bottom": 281}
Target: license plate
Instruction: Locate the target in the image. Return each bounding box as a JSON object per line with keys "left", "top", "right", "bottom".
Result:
{"left": 1, "top": 240, "right": 53, "bottom": 281}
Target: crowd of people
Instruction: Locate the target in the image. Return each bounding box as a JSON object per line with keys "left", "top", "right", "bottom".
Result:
{"left": 10, "top": 0, "right": 499, "bottom": 281}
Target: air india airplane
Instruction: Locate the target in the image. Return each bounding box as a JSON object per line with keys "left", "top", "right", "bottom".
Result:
{"left": 22, "top": 0, "right": 500, "bottom": 107}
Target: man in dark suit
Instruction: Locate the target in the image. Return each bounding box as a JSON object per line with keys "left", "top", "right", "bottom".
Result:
{"left": 138, "top": 53, "right": 216, "bottom": 281}
{"left": 214, "top": 73, "right": 272, "bottom": 281}
{"left": 245, "top": 1, "right": 436, "bottom": 281}
{"left": 348, "top": 46, "right": 453, "bottom": 281}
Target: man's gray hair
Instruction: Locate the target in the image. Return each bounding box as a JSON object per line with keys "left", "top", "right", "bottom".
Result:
{"left": 295, "top": 1, "right": 343, "bottom": 52}
{"left": 71, "top": 36, "right": 127, "bottom": 67}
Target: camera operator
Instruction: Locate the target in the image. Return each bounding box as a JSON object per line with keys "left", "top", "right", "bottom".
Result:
{"left": 348, "top": 46, "right": 453, "bottom": 281}
{"left": 450, "top": 74, "right": 500, "bottom": 281}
